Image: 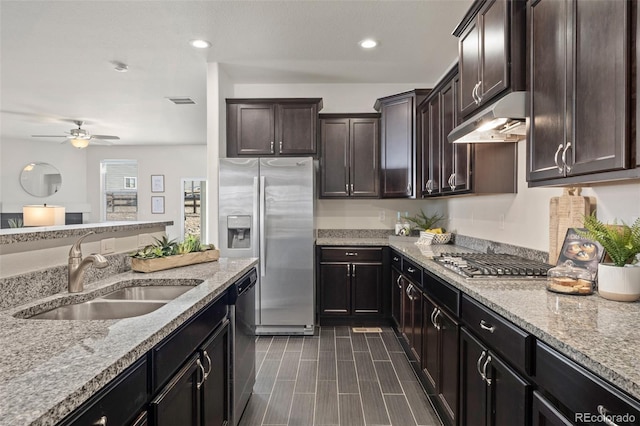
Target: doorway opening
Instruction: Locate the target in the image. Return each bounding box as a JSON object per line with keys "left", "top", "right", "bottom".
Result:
{"left": 100, "top": 160, "right": 138, "bottom": 221}
{"left": 181, "top": 178, "right": 206, "bottom": 242}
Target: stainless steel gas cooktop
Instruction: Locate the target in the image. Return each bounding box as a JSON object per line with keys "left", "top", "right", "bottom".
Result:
{"left": 434, "top": 253, "right": 552, "bottom": 279}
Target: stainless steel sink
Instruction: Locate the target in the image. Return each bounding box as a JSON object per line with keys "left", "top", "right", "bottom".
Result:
{"left": 28, "top": 300, "right": 167, "bottom": 320}
{"left": 101, "top": 285, "right": 194, "bottom": 301}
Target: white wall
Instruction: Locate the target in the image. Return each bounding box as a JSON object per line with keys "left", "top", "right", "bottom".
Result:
{"left": 0, "top": 139, "right": 89, "bottom": 213}
{"left": 85, "top": 145, "right": 207, "bottom": 240}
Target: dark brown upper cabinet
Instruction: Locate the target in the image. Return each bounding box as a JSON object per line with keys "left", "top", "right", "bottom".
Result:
{"left": 527, "top": 0, "right": 638, "bottom": 186}
{"left": 226, "top": 98, "right": 322, "bottom": 157}
{"left": 319, "top": 113, "right": 380, "bottom": 198}
{"left": 454, "top": 0, "right": 526, "bottom": 119}
{"left": 374, "top": 89, "right": 431, "bottom": 198}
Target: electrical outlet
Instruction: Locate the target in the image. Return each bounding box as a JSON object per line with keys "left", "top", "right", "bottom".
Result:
{"left": 379, "top": 210, "right": 386, "bottom": 222}
{"left": 100, "top": 238, "right": 115, "bottom": 254}
{"left": 499, "top": 214, "right": 505, "bottom": 230}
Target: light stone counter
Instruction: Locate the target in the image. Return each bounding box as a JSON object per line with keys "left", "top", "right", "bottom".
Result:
{"left": 0, "top": 257, "right": 257, "bottom": 426}
{"left": 319, "top": 236, "right": 640, "bottom": 402}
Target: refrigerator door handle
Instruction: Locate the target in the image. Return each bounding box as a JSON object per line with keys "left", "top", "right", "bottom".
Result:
{"left": 259, "top": 175, "right": 266, "bottom": 278}
{"left": 252, "top": 177, "right": 260, "bottom": 259}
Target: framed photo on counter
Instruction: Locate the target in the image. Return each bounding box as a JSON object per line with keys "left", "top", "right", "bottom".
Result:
{"left": 151, "top": 175, "right": 164, "bottom": 193}
{"left": 151, "top": 196, "right": 165, "bottom": 214}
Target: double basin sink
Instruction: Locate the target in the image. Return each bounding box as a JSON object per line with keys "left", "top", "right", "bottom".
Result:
{"left": 20, "top": 280, "right": 202, "bottom": 320}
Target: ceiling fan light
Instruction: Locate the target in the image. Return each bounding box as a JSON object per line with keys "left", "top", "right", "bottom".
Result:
{"left": 70, "top": 138, "right": 89, "bottom": 148}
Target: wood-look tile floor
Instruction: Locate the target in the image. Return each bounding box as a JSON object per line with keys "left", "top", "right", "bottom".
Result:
{"left": 238, "top": 326, "right": 442, "bottom": 426}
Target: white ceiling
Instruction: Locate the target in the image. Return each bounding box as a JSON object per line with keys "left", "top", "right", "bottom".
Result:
{"left": 0, "top": 0, "right": 472, "bottom": 147}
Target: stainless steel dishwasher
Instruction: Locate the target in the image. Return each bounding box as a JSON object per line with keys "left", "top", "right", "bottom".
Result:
{"left": 229, "top": 268, "right": 257, "bottom": 426}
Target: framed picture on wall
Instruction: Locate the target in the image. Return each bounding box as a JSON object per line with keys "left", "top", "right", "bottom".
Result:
{"left": 151, "top": 196, "right": 165, "bottom": 214}
{"left": 151, "top": 175, "right": 164, "bottom": 193}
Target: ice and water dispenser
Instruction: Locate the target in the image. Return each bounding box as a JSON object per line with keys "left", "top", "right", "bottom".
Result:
{"left": 227, "top": 215, "right": 251, "bottom": 249}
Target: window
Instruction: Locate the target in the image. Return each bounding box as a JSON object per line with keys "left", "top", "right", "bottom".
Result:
{"left": 124, "top": 176, "right": 137, "bottom": 189}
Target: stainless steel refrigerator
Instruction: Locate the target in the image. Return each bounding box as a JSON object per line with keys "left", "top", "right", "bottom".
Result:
{"left": 218, "top": 157, "right": 315, "bottom": 336}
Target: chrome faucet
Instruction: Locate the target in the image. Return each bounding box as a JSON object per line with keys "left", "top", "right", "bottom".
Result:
{"left": 68, "top": 231, "right": 109, "bottom": 293}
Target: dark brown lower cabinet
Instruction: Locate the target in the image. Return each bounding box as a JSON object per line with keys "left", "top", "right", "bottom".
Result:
{"left": 401, "top": 277, "right": 422, "bottom": 362}
{"left": 201, "top": 321, "right": 230, "bottom": 426}
{"left": 150, "top": 355, "right": 202, "bottom": 426}
{"left": 422, "top": 296, "right": 459, "bottom": 426}
{"left": 459, "top": 328, "right": 531, "bottom": 426}
{"left": 531, "top": 391, "right": 573, "bottom": 426}
{"left": 391, "top": 267, "right": 403, "bottom": 329}
{"left": 131, "top": 412, "right": 149, "bottom": 426}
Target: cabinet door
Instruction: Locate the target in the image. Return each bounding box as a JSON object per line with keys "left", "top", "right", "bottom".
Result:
{"left": 350, "top": 118, "right": 380, "bottom": 197}
{"left": 277, "top": 103, "right": 317, "bottom": 155}
{"left": 150, "top": 355, "right": 202, "bottom": 426}
{"left": 438, "top": 308, "right": 459, "bottom": 426}
{"left": 422, "top": 297, "right": 439, "bottom": 389}
{"left": 319, "top": 263, "right": 351, "bottom": 315}
{"left": 351, "top": 263, "right": 382, "bottom": 315}
{"left": 450, "top": 77, "right": 470, "bottom": 194}
{"left": 236, "top": 104, "right": 276, "bottom": 156}
{"left": 131, "top": 411, "right": 149, "bottom": 426}
{"left": 320, "top": 119, "right": 350, "bottom": 197}
{"left": 391, "top": 268, "right": 403, "bottom": 329}
{"left": 410, "top": 284, "right": 423, "bottom": 362}
{"left": 458, "top": 17, "right": 480, "bottom": 117}
{"left": 479, "top": 0, "right": 509, "bottom": 103}
{"left": 531, "top": 391, "right": 573, "bottom": 426}
{"left": 570, "top": 0, "right": 629, "bottom": 176}
{"left": 427, "top": 94, "right": 441, "bottom": 195}
{"left": 419, "top": 99, "right": 431, "bottom": 196}
{"left": 486, "top": 350, "right": 531, "bottom": 426}
{"left": 381, "top": 96, "right": 414, "bottom": 198}
{"left": 401, "top": 280, "right": 413, "bottom": 345}
{"left": 459, "top": 328, "right": 488, "bottom": 426}
{"left": 201, "top": 323, "right": 230, "bottom": 426}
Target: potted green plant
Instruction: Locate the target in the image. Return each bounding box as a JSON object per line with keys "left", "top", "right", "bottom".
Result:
{"left": 407, "top": 210, "right": 451, "bottom": 245}
{"left": 129, "top": 235, "right": 219, "bottom": 273}
{"left": 578, "top": 213, "right": 640, "bottom": 301}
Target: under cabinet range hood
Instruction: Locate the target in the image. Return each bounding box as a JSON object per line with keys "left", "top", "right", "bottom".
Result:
{"left": 448, "top": 92, "right": 528, "bottom": 143}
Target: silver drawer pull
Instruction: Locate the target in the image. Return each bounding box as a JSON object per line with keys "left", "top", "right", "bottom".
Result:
{"left": 345, "top": 252, "right": 358, "bottom": 256}
{"left": 480, "top": 320, "right": 495, "bottom": 333}
{"left": 196, "top": 359, "right": 206, "bottom": 390}
{"left": 92, "top": 416, "right": 107, "bottom": 426}
{"left": 597, "top": 405, "right": 620, "bottom": 426}
{"left": 203, "top": 350, "right": 212, "bottom": 381}
{"left": 396, "top": 275, "right": 403, "bottom": 289}
{"left": 407, "top": 267, "right": 415, "bottom": 273}
{"left": 554, "top": 144, "right": 564, "bottom": 173}
{"left": 476, "top": 350, "right": 487, "bottom": 380}
{"left": 482, "top": 355, "right": 492, "bottom": 386}
{"left": 393, "top": 256, "right": 399, "bottom": 261}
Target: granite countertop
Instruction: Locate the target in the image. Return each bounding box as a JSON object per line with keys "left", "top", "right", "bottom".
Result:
{"left": 319, "top": 236, "right": 640, "bottom": 401}
{"left": 0, "top": 257, "right": 257, "bottom": 426}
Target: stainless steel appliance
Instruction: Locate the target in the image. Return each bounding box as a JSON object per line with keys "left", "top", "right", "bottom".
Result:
{"left": 435, "top": 253, "right": 552, "bottom": 279}
{"left": 219, "top": 158, "right": 315, "bottom": 335}
{"left": 229, "top": 268, "right": 257, "bottom": 426}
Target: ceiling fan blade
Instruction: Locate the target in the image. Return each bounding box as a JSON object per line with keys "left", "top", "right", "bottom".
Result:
{"left": 90, "top": 139, "right": 114, "bottom": 146}
{"left": 32, "top": 135, "right": 66, "bottom": 138}
{"left": 91, "top": 135, "right": 120, "bottom": 140}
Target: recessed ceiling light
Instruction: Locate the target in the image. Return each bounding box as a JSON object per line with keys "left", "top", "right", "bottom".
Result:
{"left": 190, "top": 39, "right": 211, "bottom": 49}
{"left": 359, "top": 39, "right": 378, "bottom": 49}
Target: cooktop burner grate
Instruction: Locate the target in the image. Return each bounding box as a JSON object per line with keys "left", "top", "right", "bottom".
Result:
{"left": 435, "top": 253, "right": 553, "bottom": 279}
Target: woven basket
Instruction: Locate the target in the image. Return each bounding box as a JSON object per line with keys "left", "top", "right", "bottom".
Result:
{"left": 417, "top": 231, "right": 451, "bottom": 245}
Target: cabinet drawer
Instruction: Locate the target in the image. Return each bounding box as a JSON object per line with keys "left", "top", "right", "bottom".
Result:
{"left": 152, "top": 293, "right": 228, "bottom": 391}
{"left": 461, "top": 295, "right": 532, "bottom": 374}
{"left": 402, "top": 258, "right": 422, "bottom": 286}
{"left": 390, "top": 251, "right": 402, "bottom": 270}
{"left": 423, "top": 270, "right": 460, "bottom": 317}
{"left": 320, "top": 247, "right": 383, "bottom": 262}
{"left": 60, "top": 356, "right": 148, "bottom": 426}
{"left": 536, "top": 342, "right": 640, "bottom": 425}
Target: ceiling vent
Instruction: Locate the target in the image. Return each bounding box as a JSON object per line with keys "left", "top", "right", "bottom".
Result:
{"left": 167, "top": 97, "right": 196, "bottom": 105}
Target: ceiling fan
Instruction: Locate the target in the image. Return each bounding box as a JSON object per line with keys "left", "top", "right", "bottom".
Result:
{"left": 31, "top": 120, "right": 120, "bottom": 148}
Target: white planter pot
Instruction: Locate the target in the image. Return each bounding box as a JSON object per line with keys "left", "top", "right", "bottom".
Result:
{"left": 597, "top": 263, "right": 640, "bottom": 302}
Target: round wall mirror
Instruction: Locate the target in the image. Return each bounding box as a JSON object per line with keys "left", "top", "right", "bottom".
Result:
{"left": 20, "top": 162, "right": 62, "bottom": 197}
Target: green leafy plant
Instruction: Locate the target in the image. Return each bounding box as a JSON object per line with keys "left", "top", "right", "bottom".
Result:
{"left": 577, "top": 213, "right": 640, "bottom": 267}
{"left": 406, "top": 209, "right": 445, "bottom": 231}
{"left": 7, "top": 218, "right": 23, "bottom": 228}
{"left": 130, "top": 235, "right": 216, "bottom": 259}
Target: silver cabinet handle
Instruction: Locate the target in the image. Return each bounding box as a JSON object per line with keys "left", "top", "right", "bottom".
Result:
{"left": 203, "top": 350, "right": 212, "bottom": 381}
{"left": 554, "top": 144, "right": 564, "bottom": 173}
{"left": 92, "top": 416, "right": 107, "bottom": 426}
{"left": 196, "top": 358, "right": 206, "bottom": 390}
{"left": 425, "top": 181, "right": 429, "bottom": 191}
{"left": 345, "top": 252, "right": 358, "bottom": 256}
{"left": 597, "top": 405, "right": 620, "bottom": 426}
{"left": 448, "top": 173, "right": 456, "bottom": 190}
{"left": 476, "top": 350, "right": 487, "bottom": 380}
{"left": 405, "top": 283, "right": 413, "bottom": 299}
{"left": 279, "top": 141, "right": 283, "bottom": 153}
{"left": 396, "top": 275, "right": 403, "bottom": 289}
{"left": 393, "top": 256, "right": 399, "bottom": 262}
{"left": 350, "top": 183, "right": 354, "bottom": 193}
{"left": 433, "top": 309, "right": 441, "bottom": 330}
{"left": 352, "top": 264, "right": 356, "bottom": 278}
{"left": 346, "top": 183, "right": 349, "bottom": 194}
{"left": 562, "top": 142, "right": 572, "bottom": 173}
{"left": 482, "top": 355, "right": 492, "bottom": 386}
{"left": 347, "top": 264, "right": 351, "bottom": 278}
{"left": 406, "top": 183, "right": 412, "bottom": 194}
{"left": 407, "top": 267, "right": 415, "bottom": 273}
{"left": 259, "top": 176, "right": 266, "bottom": 278}
{"left": 476, "top": 80, "right": 483, "bottom": 103}
{"left": 472, "top": 82, "right": 480, "bottom": 104}
{"left": 430, "top": 307, "right": 438, "bottom": 328}
{"left": 480, "top": 320, "right": 496, "bottom": 333}
{"left": 426, "top": 179, "right": 433, "bottom": 194}
{"left": 270, "top": 141, "right": 274, "bottom": 154}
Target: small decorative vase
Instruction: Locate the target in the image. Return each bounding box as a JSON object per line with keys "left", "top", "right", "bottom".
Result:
{"left": 597, "top": 263, "right": 640, "bottom": 302}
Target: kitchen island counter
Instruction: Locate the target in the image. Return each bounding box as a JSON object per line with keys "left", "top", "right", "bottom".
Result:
{"left": 319, "top": 236, "right": 640, "bottom": 402}
{"left": 0, "top": 257, "right": 257, "bottom": 426}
